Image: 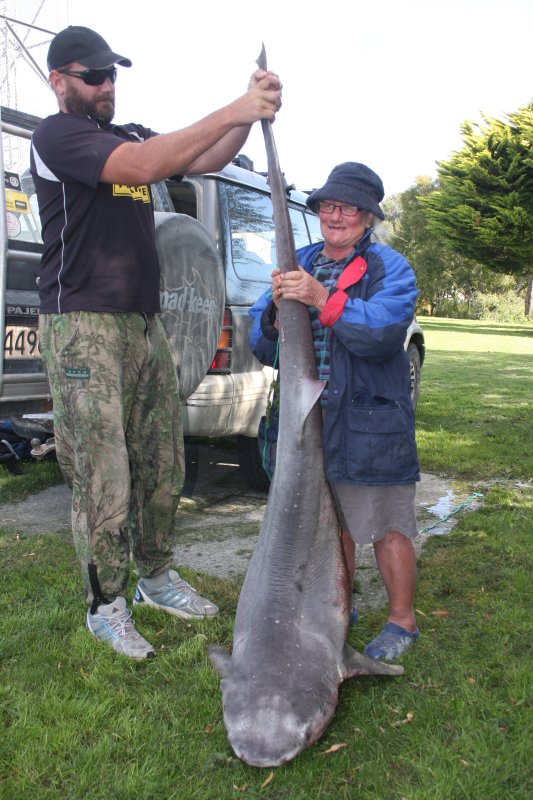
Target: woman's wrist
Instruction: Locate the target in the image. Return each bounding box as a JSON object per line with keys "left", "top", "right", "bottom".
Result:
{"left": 314, "top": 284, "right": 329, "bottom": 311}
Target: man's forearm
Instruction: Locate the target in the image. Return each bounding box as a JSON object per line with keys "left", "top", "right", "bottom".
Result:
{"left": 100, "top": 72, "right": 280, "bottom": 186}
{"left": 185, "top": 124, "right": 253, "bottom": 174}
{"left": 100, "top": 104, "right": 243, "bottom": 185}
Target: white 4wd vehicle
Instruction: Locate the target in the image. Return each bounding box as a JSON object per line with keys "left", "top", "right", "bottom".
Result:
{"left": 1, "top": 106, "right": 425, "bottom": 491}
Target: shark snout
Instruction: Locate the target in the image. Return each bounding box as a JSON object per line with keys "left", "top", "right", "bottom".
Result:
{"left": 223, "top": 689, "right": 321, "bottom": 768}
{"left": 228, "top": 705, "right": 309, "bottom": 768}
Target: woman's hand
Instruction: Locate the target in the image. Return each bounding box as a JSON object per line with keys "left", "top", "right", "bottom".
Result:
{"left": 271, "top": 268, "right": 282, "bottom": 309}
{"left": 273, "top": 267, "right": 329, "bottom": 310}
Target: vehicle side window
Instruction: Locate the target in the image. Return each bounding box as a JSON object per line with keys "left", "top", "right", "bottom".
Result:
{"left": 289, "top": 207, "right": 314, "bottom": 249}
{"left": 3, "top": 132, "right": 43, "bottom": 249}
{"left": 305, "top": 211, "right": 324, "bottom": 243}
{"left": 226, "top": 185, "right": 275, "bottom": 282}
{"left": 226, "top": 184, "right": 314, "bottom": 281}
{"left": 162, "top": 178, "right": 198, "bottom": 217}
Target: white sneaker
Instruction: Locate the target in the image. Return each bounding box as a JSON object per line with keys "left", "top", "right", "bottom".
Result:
{"left": 133, "top": 569, "right": 219, "bottom": 619}
{"left": 86, "top": 596, "right": 155, "bottom": 659}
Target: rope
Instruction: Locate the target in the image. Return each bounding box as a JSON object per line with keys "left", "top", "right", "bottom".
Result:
{"left": 418, "top": 492, "right": 484, "bottom": 534}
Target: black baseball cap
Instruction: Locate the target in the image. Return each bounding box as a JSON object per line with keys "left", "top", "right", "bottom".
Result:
{"left": 47, "top": 25, "right": 132, "bottom": 71}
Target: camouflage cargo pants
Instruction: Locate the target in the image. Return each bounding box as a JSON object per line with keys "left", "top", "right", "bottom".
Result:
{"left": 39, "top": 311, "right": 184, "bottom": 603}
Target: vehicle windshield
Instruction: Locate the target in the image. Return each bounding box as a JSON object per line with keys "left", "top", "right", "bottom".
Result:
{"left": 225, "top": 183, "right": 322, "bottom": 283}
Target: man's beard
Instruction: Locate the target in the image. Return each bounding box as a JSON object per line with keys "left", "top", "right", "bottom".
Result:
{"left": 64, "top": 84, "right": 115, "bottom": 126}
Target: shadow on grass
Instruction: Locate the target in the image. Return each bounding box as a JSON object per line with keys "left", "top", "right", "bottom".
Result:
{"left": 418, "top": 319, "right": 533, "bottom": 338}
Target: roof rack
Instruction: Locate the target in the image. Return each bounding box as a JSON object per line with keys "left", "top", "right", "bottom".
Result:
{"left": 231, "top": 153, "right": 255, "bottom": 172}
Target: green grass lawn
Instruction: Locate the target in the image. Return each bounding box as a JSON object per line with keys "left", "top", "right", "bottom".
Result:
{"left": 416, "top": 318, "right": 532, "bottom": 479}
{"left": 1, "top": 317, "right": 532, "bottom": 800}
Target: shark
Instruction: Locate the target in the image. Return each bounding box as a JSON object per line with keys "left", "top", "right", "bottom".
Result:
{"left": 207, "top": 45, "right": 403, "bottom": 767}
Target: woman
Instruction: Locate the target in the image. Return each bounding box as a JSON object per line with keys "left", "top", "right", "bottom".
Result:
{"left": 249, "top": 162, "right": 420, "bottom": 661}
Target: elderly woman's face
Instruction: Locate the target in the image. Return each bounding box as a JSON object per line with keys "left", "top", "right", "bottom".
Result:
{"left": 318, "top": 200, "right": 373, "bottom": 258}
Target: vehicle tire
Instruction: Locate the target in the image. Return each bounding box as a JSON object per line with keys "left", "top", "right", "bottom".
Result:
{"left": 236, "top": 435, "right": 271, "bottom": 493}
{"left": 155, "top": 213, "right": 225, "bottom": 401}
{"left": 407, "top": 342, "right": 421, "bottom": 409}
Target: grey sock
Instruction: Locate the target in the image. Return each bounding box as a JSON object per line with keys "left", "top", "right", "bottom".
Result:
{"left": 142, "top": 569, "right": 171, "bottom": 589}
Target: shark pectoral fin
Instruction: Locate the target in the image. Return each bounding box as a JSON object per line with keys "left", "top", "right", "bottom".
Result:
{"left": 207, "top": 644, "right": 233, "bottom": 678}
{"left": 341, "top": 644, "right": 404, "bottom": 678}
{"left": 297, "top": 377, "right": 326, "bottom": 429}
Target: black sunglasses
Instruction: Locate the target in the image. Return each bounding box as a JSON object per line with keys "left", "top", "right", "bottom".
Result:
{"left": 58, "top": 66, "right": 117, "bottom": 86}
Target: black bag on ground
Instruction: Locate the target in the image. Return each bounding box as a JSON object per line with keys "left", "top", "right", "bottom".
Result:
{"left": 0, "top": 419, "right": 32, "bottom": 475}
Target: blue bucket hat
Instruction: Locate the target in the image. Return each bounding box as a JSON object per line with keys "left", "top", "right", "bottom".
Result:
{"left": 306, "top": 162, "right": 385, "bottom": 219}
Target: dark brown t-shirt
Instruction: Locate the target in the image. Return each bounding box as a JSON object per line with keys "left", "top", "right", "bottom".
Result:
{"left": 31, "top": 111, "right": 160, "bottom": 314}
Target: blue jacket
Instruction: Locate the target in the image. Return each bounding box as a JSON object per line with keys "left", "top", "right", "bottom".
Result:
{"left": 249, "top": 234, "right": 420, "bottom": 486}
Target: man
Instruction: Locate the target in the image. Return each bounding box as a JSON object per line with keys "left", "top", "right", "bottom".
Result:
{"left": 30, "top": 25, "right": 282, "bottom": 659}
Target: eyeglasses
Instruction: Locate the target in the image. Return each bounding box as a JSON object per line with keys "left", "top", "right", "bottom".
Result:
{"left": 58, "top": 66, "right": 117, "bottom": 86}
{"left": 318, "top": 201, "right": 359, "bottom": 217}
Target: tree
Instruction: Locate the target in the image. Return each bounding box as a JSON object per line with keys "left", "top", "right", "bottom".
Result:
{"left": 389, "top": 178, "right": 507, "bottom": 316}
{"left": 421, "top": 101, "right": 533, "bottom": 316}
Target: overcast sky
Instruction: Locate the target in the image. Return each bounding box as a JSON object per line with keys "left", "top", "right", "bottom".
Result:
{"left": 2, "top": 0, "right": 532, "bottom": 197}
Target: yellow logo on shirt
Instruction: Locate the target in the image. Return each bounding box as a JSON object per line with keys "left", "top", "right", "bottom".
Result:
{"left": 112, "top": 184, "right": 150, "bottom": 203}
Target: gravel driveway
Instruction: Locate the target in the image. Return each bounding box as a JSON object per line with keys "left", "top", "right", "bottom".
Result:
{"left": 1, "top": 440, "right": 477, "bottom": 610}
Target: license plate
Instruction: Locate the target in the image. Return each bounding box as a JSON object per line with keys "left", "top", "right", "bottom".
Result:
{"left": 4, "top": 325, "right": 41, "bottom": 359}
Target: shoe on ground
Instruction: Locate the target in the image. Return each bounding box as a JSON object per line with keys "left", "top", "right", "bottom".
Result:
{"left": 86, "top": 596, "right": 155, "bottom": 659}
{"left": 133, "top": 569, "right": 219, "bottom": 619}
{"left": 364, "top": 622, "right": 419, "bottom": 661}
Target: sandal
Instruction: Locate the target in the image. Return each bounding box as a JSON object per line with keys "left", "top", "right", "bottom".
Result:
{"left": 364, "top": 622, "right": 419, "bottom": 661}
